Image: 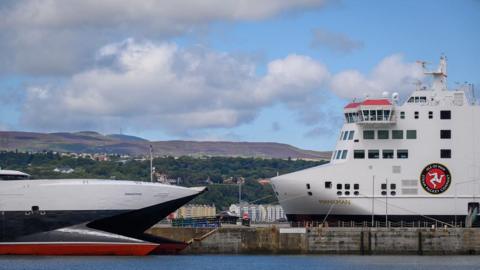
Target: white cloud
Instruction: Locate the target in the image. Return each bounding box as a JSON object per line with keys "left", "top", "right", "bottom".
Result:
{"left": 0, "top": 0, "right": 328, "bottom": 75}
{"left": 311, "top": 28, "right": 363, "bottom": 53}
{"left": 19, "top": 38, "right": 423, "bottom": 137}
{"left": 21, "top": 39, "right": 330, "bottom": 135}
{"left": 330, "top": 54, "right": 423, "bottom": 99}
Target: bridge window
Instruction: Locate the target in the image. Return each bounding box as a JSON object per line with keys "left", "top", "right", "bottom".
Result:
{"left": 348, "top": 130, "right": 355, "bottom": 140}
{"left": 335, "top": 151, "right": 341, "bottom": 159}
{"left": 382, "top": 149, "right": 394, "bottom": 159}
{"left": 354, "top": 150, "right": 365, "bottom": 159}
{"left": 368, "top": 150, "right": 380, "bottom": 159}
{"left": 441, "top": 149, "right": 451, "bottom": 159}
{"left": 363, "top": 130, "right": 375, "bottom": 140}
{"left": 397, "top": 149, "right": 409, "bottom": 159}
{"left": 384, "top": 110, "right": 391, "bottom": 121}
{"left": 440, "top": 130, "right": 451, "bottom": 139}
{"left": 370, "top": 110, "right": 376, "bottom": 121}
{"left": 392, "top": 130, "right": 403, "bottom": 139}
{"left": 378, "top": 130, "right": 389, "bottom": 139}
{"left": 345, "top": 113, "right": 356, "bottom": 123}
{"left": 440, "top": 110, "right": 451, "bottom": 119}
{"left": 406, "top": 130, "right": 417, "bottom": 139}
{"left": 376, "top": 110, "right": 383, "bottom": 121}
{"left": 362, "top": 110, "right": 369, "bottom": 121}
{"left": 342, "top": 131, "right": 349, "bottom": 140}
{"left": 341, "top": 150, "right": 348, "bottom": 159}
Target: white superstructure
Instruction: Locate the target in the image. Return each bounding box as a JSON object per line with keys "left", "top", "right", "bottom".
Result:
{"left": 0, "top": 170, "right": 203, "bottom": 211}
{"left": 271, "top": 56, "right": 480, "bottom": 226}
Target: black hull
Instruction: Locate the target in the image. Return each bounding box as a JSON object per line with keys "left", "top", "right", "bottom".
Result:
{"left": 1, "top": 192, "right": 203, "bottom": 244}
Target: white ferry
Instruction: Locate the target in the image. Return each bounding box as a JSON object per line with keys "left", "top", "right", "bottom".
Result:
{"left": 0, "top": 169, "right": 206, "bottom": 255}
{"left": 271, "top": 56, "right": 480, "bottom": 226}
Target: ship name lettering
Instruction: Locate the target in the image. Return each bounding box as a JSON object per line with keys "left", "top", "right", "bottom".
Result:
{"left": 318, "top": 199, "right": 351, "bottom": 205}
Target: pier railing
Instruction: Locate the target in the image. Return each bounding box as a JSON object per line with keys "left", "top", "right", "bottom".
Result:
{"left": 289, "top": 220, "right": 469, "bottom": 228}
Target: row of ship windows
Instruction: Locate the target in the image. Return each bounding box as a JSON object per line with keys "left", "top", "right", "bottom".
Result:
{"left": 333, "top": 149, "right": 409, "bottom": 160}
{"left": 353, "top": 149, "right": 408, "bottom": 159}
{"left": 363, "top": 129, "right": 416, "bottom": 140}
{"left": 344, "top": 109, "right": 451, "bottom": 123}
{"left": 345, "top": 110, "right": 392, "bottom": 123}
{"left": 407, "top": 96, "right": 427, "bottom": 103}
{"left": 333, "top": 149, "right": 452, "bottom": 160}
{"left": 306, "top": 182, "right": 398, "bottom": 197}
{"left": 400, "top": 110, "right": 451, "bottom": 120}
{"left": 340, "top": 129, "right": 451, "bottom": 141}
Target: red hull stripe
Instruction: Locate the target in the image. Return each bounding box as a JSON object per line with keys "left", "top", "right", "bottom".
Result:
{"left": 0, "top": 243, "right": 159, "bottom": 256}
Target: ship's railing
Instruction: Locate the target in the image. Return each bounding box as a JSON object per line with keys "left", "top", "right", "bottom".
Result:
{"left": 290, "top": 220, "right": 471, "bottom": 228}
{"left": 170, "top": 216, "right": 239, "bottom": 228}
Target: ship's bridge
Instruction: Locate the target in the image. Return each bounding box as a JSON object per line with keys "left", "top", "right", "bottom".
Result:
{"left": 344, "top": 99, "right": 396, "bottom": 125}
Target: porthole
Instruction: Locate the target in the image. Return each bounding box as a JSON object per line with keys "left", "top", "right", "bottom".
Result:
{"left": 354, "top": 191, "right": 359, "bottom": 196}
{"left": 307, "top": 191, "right": 313, "bottom": 196}
{"left": 337, "top": 191, "right": 342, "bottom": 196}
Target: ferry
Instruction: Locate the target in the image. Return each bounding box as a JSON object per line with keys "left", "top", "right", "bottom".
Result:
{"left": 0, "top": 169, "right": 206, "bottom": 255}
{"left": 271, "top": 56, "right": 480, "bottom": 227}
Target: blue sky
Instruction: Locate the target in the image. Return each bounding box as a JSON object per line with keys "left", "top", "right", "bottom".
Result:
{"left": 0, "top": 0, "right": 479, "bottom": 151}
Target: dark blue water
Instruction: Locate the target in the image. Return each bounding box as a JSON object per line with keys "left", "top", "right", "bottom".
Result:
{"left": 1, "top": 255, "right": 479, "bottom": 270}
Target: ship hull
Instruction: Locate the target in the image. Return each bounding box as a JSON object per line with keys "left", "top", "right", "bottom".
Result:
{"left": 0, "top": 179, "right": 206, "bottom": 255}
{"left": 0, "top": 242, "right": 159, "bottom": 256}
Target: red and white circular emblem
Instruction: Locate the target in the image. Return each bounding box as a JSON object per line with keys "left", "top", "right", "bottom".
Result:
{"left": 420, "top": 163, "right": 451, "bottom": 194}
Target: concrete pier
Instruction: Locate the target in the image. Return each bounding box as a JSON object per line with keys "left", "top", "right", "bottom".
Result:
{"left": 148, "top": 226, "right": 480, "bottom": 255}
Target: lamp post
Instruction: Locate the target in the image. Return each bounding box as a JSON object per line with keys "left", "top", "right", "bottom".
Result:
{"left": 371, "top": 175, "right": 375, "bottom": 225}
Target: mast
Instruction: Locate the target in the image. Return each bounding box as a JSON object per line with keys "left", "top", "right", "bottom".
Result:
{"left": 424, "top": 55, "right": 448, "bottom": 91}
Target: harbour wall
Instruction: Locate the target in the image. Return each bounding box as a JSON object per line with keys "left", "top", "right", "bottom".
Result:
{"left": 148, "top": 226, "right": 480, "bottom": 255}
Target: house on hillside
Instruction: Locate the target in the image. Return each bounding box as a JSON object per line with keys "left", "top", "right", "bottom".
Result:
{"left": 53, "top": 166, "right": 75, "bottom": 174}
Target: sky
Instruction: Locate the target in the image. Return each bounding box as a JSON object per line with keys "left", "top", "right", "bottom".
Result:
{"left": 0, "top": 0, "right": 479, "bottom": 151}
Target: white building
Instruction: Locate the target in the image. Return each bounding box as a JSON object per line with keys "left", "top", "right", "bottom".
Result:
{"left": 53, "top": 166, "right": 74, "bottom": 174}
{"left": 228, "top": 203, "right": 286, "bottom": 222}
